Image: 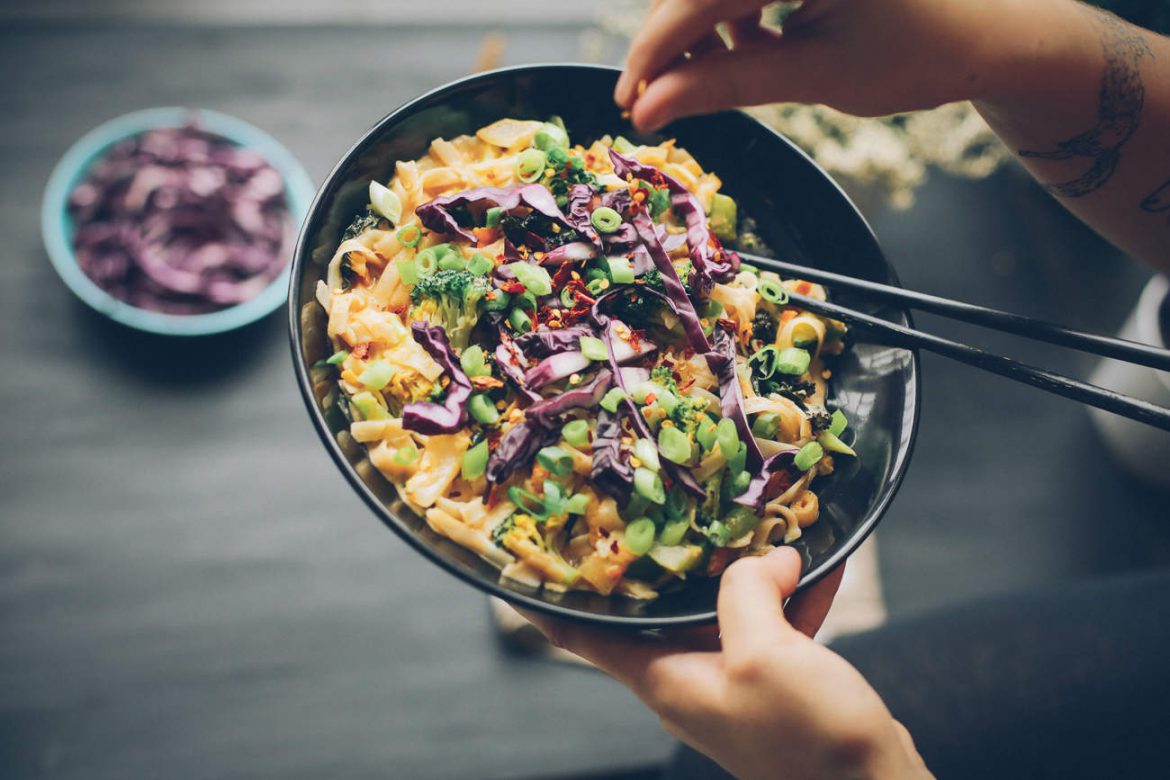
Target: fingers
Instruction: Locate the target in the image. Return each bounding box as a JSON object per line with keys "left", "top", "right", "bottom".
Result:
{"left": 629, "top": 41, "right": 818, "bottom": 131}
{"left": 716, "top": 546, "right": 805, "bottom": 665}
{"left": 615, "top": 0, "right": 773, "bottom": 107}
{"left": 787, "top": 562, "right": 846, "bottom": 639}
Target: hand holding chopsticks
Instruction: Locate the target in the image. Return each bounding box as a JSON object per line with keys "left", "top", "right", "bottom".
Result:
{"left": 738, "top": 252, "right": 1170, "bottom": 433}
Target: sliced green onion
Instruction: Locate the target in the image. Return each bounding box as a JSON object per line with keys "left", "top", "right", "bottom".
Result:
{"left": 586, "top": 278, "right": 610, "bottom": 296}
{"left": 829, "top": 409, "right": 849, "bottom": 437}
{"left": 536, "top": 445, "right": 574, "bottom": 476}
{"left": 715, "top": 418, "right": 740, "bottom": 459}
{"left": 516, "top": 290, "right": 538, "bottom": 311}
{"left": 741, "top": 263, "right": 760, "bottom": 276}
{"left": 606, "top": 256, "right": 635, "bottom": 284}
{"left": 396, "top": 257, "right": 419, "bottom": 285}
{"left": 460, "top": 345, "right": 487, "bottom": 377}
{"left": 564, "top": 493, "right": 589, "bottom": 515}
{"left": 751, "top": 412, "right": 780, "bottom": 439}
{"left": 534, "top": 122, "right": 569, "bottom": 150}
{"left": 649, "top": 187, "right": 671, "bottom": 219}
{"left": 817, "top": 430, "right": 856, "bottom": 457}
{"left": 560, "top": 286, "right": 577, "bottom": 307}
{"left": 631, "top": 381, "right": 660, "bottom": 404}
{"left": 357, "top": 360, "right": 396, "bottom": 391}
{"left": 724, "top": 506, "right": 761, "bottom": 539}
{"left": 708, "top": 192, "right": 738, "bottom": 243}
{"left": 792, "top": 321, "right": 820, "bottom": 348}
{"left": 624, "top": 517, "right": 657, "bottom": 556}
{"left": 415, "top": 246, "right": 441, "bottom": 277}
{"left": 508, "top": 486, "right": 548, "bottom": 520}
{"left": 469, "top": 393, "right": 500, "bottom": 425}
{"left": 579, "top": 336, "right": 609, "bottom": 362}
{"left": 368, "top": 180, "right": 402, "bottom": 225}
{"left": 517, "top": 148, "right": 547, "bottom": 182}
{"left": 612, "top": 135, "right": 636, "bottom": 154}
{"left": 508, "top": 307, "right": 532, "bottom": 333}
{"left": 726, "top": 441, "right": 747, "bottom": 476}
{"left": 485, "top": 206, "right": 504, "bottom": 227}
{"left": 467, "top": 253, "right": 493, "bottom": 276}
{"left": 507, "top": 262, "right": 553, "bottom": 296}
{"left": 439, "top": 252, "right": 467, "bottom": 272}
{"left": 350, "top": 391, "right": 387, "bottom": 421}
{"left": 775, "top": 347, "right": 811, "bottom": 376}
{"left": 696, "top": 417, "right": 719, "bottom": 452}
{"left": 590, "top": 206, "right": 622, "bottom": 234}
{"left": 658, "top": 516, "right": 689, "bottom": 547}
{"left": 634, "top": 438, "right": 660, "bottom": 471}
{"left": 462, "top": 440, "right": 490, "bottom": 480}
{"left": 732, "top": 470, "right": 752, "bottom": 495}
{"left": 325, "top": 350, "right": 349, "bottom": 366}
{"left": 633, "top": 467, "right": 666, "bottom": 505}
{"left": 396, "top": 224, "right": 422, "bottom": 248}
{"left": 757, "top": 277, "right": 789, "bottom": 304}
{"left": 654, "top": 389, "right": 679, "bottom": 415}
{"left": 794, "top": 441, "right": 825, "bottom": 471}
{"left": 704, "top": 299, "right": 724, "bottom": 318}
{"left": 600, "top": 387, "right": 627, "bottom": 413}
{"left": 482, "top": 289, "right": 511, "bottom": 311}
{"left": 394, "top": 444, "right": 418, "bottom": 465}
{"left": 705, "top": 520, "right": 731, "bottom": 547}
{"left": 658, "top": 426, "right": 692, "bottom": 465}
{"left": 665, "top": 485, "right": 690, "bottom": 520}
{"left": 562, "top": 419, "right": 590, "bottom": 448}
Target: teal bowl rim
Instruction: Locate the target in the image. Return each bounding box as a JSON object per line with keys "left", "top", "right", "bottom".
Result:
{"left": 41, "top": 107, "right": 315, "bottom": 336}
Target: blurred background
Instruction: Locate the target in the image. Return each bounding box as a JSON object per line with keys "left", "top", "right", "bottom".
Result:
{"left": 2, "top": 1, "right": 1168, "bottom": 778}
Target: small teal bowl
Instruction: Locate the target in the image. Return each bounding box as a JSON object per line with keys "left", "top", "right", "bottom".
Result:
{"left": 41, "top": 107, "right": 315, "bottom": 336}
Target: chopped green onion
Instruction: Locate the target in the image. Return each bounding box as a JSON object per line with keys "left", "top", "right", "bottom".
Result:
{"left": 516, "top": 290, "right": 538, "bottom": 311}
{"left": 658, "top": 426, "right": 692, "bottom": 465}
{"left": 634, "top": 438, "right": 660, "bottom": 471}
{"left": 751, "top": 412, "right": 780, "bottom": 439}
{"left": 415, "top": 246, "right": 441, "bottom": 277}
{"left": 665, "top": 486, "right": 690, "bottom": 520}
{"left": 325, "top": 350, "right": 349, "bottom": 366}
{"left": 724, "top": 506, "right": 761, "bottom": 539}
{"left": 485, "top": 206, "right": 504, "bottom": 227}
{"left": 612, "top": 135, "right": 636, "bottom": 154}
{"left": 579, "top": 336, "right": 609, "bottom": 362}
{"left": 460, "top": 345, "right": 487, "bottom": 377}
{"left": 350, "top": 391, "right": 387, "bottom": 421}
{"left": 467, "top": 253, "right": 493, "bottom": 276}
{"left": 534, "top": 122, "right": 569, "bottom": 150}
{"left": 817, "top": 430, "right": 856, "bottom": 457}
{"left": 624, "top": 517, "right": 657, "bottom": 556}
{"left": 757, "top": 277, "right": 788, "bottom": 304}
{"left": 741, "top": 263, "right": 760, "bottom": 276}
{"left": 792, "top": 321, "right": 820, "bottom": 349}
{"left": 396, "top": 224, "right": 422, "bottom": 248}
{"left": 704, "top": 299, "right": 724, "bottom": 318}
{"left": 606, "top": 256, "right": 635, "bottom": 285}
{"left": 462, "top": 440, "right": 489, "bottom": 480}
{"left": 394, "top": 445, "right": 418, "bottom": 465}
{"left": 469, "top": 393, "right": 500, "bottom": 425}
{"left": 536, "top": 445, "right": 574, "bottom": 476}
{"left": 726, "top": 441, "right": 747, "bottom": 476}
{"left": 508, "top": 486, "right": 548, "bottom": 520}
{"left": 749, "top": 345, "right": 779, "bottom": 378}
{"left": 562, "top": 419, "right": 590, "bottom": 448}
{"left": 775, "top": 347, "right": 811, "bottom": 376}
{"left": 590, "top": 206, "right": 623, "bottom": 234}
{"left": 564, "top": 493, "right": 589, "bottom": 515}
{"left": 708, "top": 193, "right": 738, "bottom": 242}
{"left": 560, "top": 286, "right": 577, "bottom": 307}
{"left": 653, "top": 389, "right": 679, "bottom": 415}
{"left": 829, "top": 409, "right": 849, "bottom": 437}
{"left": 732, "top": 470, "right": 752, "bottom": 495}
{"left": 658, "top": 516, "right": 689, "bottom": 547}
{"left": 649, "top": 187, "right": 671, "bottom": 219}
{"left": 506, "top": 262, "right": 553, "bottom": 296}
{"left": 696, "top": 417, "right": 719, "bottom": 452}
{"left": 357, "top": 360, "right": 396, "bottom": 391}
{"left": 586, "top": 278, "right": 609, "bottom": 296}
{"left": 438, "top": 253, "right": 466, "bottom": 272}
{"left": 368, "top": 180, "right": 402, "bottom": 225}
{"left": 517, "top": 148, "right": 547, "bottom": 183}
{"left": 508, "top": 307, "right": 532, "bottom": 333}
{"left": 794, "top": 441, "right": 825, "bottom": 471}
{"left": 396, "top": 257, "right": 419, "bottom": 285}
{"left": 482, "top": 289, "right": 511, "bottom": 311}
{"left": 631, "top": 381, "right": 659, "bottom": 404}
{"left": 600, "top": 387, "right": 627, "bottom": 413}
{"left": 633, "top": 467, "right": 666, "bottom": 505}
{"left": 715, "top": 418, "right": 740, "bottom": 459}
{"left": 705, "top": 520, "right": 731, "bottom": 547}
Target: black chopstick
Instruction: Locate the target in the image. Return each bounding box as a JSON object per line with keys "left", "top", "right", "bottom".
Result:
{"left": 739, "top": 252, "right": 1170, "bottom": 373}
{"left": 784, "top": 291, "right": 1170, "bottom": 432}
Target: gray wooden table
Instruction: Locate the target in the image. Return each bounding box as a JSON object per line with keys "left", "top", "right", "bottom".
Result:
{"left": 2, "top": 18, "right": 1167, "bottom": 780}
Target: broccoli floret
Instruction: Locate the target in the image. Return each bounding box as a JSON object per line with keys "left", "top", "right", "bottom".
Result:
{"left": 651, "top": 366, "right": 710, "bottom": 435}
{"left": 639, "top": 269, "right": 664, "bottom": 293}
{"left": 751, "top": 311, "right": 777, "bottom": 343}
{"left": 808, "top": 407, "right": 833, "bottom": 432}
{"left": 341, "top": 207, "right": 388, "bottom": 241}
{"left": 543, "top": 149, "right": 598, "bottom": 203}
{"left": 491, "top": 514, "right": 520, "bottom": 548}
{"left": 409, "top": 269, "right": 491, "bottom": 351}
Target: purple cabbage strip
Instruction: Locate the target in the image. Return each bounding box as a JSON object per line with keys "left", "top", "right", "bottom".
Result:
{"left": 513, "top": 326, "right": 589, "bottom": 360}
{"left": 733, "top": 448, "right": 800, "bottom": 512}
{"left": 540, "top": 241, "right": 596, "bottom": 265}
{"left": 590, "top": 407, "right": 635, "bottom": 499}
{"left": 566, "top": 183, "right": 603, "bottom": 248}
{"left": 494, "top": 336, "right": 541, "bottom": 406}
{"left": 525, "top": 368, "right": 614, "bottom": 428}
{"left": 486, "top": 421, "right": 558, "bottom": 485}
{"left": 705, "top": 324, "right": 764, "bottom": 469}
{"left": 631, "top": 211, "right": 711, "bottom": 355}
{"left": 402, "top": 323, "right": 473, "bottom": 435}
{"left": 416, "top": 184, "right": 575, "bottom": 242}
{"left": 525, "top": 351, "right": 592, "bottom": 389}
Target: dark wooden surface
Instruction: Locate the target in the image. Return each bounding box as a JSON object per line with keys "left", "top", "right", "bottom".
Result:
{"left": 2, "top": 20, "right": 1168, "bottom": 780}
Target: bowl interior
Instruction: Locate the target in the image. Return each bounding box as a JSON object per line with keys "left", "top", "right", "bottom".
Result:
{"left": 290, "top": 65, "right": 919, "bottom": 627}
{"left": 42, "top": 107, "right": 316, "bottom": 336}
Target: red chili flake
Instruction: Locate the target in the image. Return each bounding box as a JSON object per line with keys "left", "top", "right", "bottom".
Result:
{"left": 500, "top": 280, "right": 526, "bottom": 294}
{"left": 585, "top": 153, "right": 596, "bottom": 164}
{"left": 551, "top": 261, "right": 574, "bottom": 291}
{"left": 610, "top": 541, "right": 620, "bottom": 555}
{"left": 644, "top": 392, "right": 657, "bottom": 404}
{"left": 765, "top": 469, "right": 794, "bottom": 499}
{"left": 486, "top": 483, "right": 501, "bottom": 508}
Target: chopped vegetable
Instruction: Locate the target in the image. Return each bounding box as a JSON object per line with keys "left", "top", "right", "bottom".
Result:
{"left": 794, "top": 441, "right": 825, "bottom": 471}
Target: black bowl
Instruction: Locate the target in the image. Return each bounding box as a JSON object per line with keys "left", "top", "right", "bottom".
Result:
{"left": 289, "top": 64, "right": 920, "bottom": 628}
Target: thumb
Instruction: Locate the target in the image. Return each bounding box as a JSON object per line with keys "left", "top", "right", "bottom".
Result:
{"left": 716, "top": 546, "right": 805, "bottom": 662}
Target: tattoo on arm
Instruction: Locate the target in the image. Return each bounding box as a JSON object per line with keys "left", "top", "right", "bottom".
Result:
{"left": 1019, "top": 6, "right": 1153, "bottom": 198}
{"left": 1141, "top": 179, "right": 1170, "bottom": 214}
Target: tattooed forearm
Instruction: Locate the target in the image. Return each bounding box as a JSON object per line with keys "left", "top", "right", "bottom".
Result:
{"left": 1141, "top": 179, "right": 1170, "bottom": 213}
{"left": 1019, "top": 6, "right": 1154, "bottom": 198}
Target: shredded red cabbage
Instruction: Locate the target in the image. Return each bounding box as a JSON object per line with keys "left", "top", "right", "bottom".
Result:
{"left": 733, "top": 448, "right": 800, "bottom": 512}
{"left": 67, "top": 122, "right": 291, "bottom": 314}
{"left": 416, "top": 184, "right": 575, "bottom": 242}
{"left": 631, "top": 211, "right": 711, "bottom": 354}
{"left": 590, "top": 407, "right": 635, "bottom": 499}
{"left": 526, "top": 368, "right": 614, "bottom": 428}
{"left": 494, "top": 335, "right": 542, "bottom": 406}
{"left": 402, "top": 323, "right": 473, "bottom": 434}
{"left": 486, "top": 421, "right": 557, "bottom": 485}
{"left": 705, "top": 324, "right": 764, "bottom": 468}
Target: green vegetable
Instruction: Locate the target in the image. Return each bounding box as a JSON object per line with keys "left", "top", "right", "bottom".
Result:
{"left": 829, "top": 409, "right": 848, "bottom": 437}
{"left": 368, "top": 180, "right": 402, "bottom": 225}
{"left": 708, "top": 193, "right": 738, "bottom": 242}
{"left": 536, "top": 445, "right": 574, "bottom": 476}
{"left": 485, "top": 206, "right": 504, "bottom": 227}
{"left": 751, "top": 412, "right": 780, "bottom": 439}
{"left": 357, "top": 360, "right": 396, "bottom": 391}
{"left": 562, "top": 419, "right": 590, "bottom": 448}
{"left": 612, "top": 135, "right": 636, "bottom": 154}
{"left": 732, "top": 470, "right": 752, "bottom": 495}
{"left": 624, "top": 517, "right": 657, "bottom": 556}
{"left": 757, "top": 277, "right": 789, "bottom": 305}
{"left": 507, "top": 486, "right": 548, "bottom": 520}
{"left": 564, "top": 493, "right": 590, "bottom": 515}
{"left": 715, "top": 418, "right": 740, "bottom": 459}
{"left": 695, "top": 416, "right": 719, "bottom": 452}
{"left": 648, "top": 544, "right": 703, "bottom": 574}
{"left": 586, "top": 278, "right": 609, "bottom": 296}
{"left": 657, "top": 516, "right": 690, "bottom": 547}
{"left": 482, "top": 289, "right": 511, "bottom": 311}
{"left": 394, "top": 445, "right": 418, "bottom": 465}
{"left": 723, "top": 505, "right": 761, "bottom": 538}
{"left": 462, "top": 440, "right": 490, "bottom": 480}
{"left": 649, "top": 187, "right": 671, "bottom": 219}
{"left": 658, "top": 425, "right": 692, "bottom": 465}
{"left": 506, "top": 262, "right": 553, "bottom": 296}
{"left": 438, "top": 252, "right": 467, "bottom": 272}
{"left": 817, "top": 430, "right": 856, "bottom": 457}
{"left": 704, "top": 299, "right": 724, "bottom": 318}
{"left": 516, "top": 290, "right": 538, "bottom": 311}
{"left": 350, "top": 391, "right": 387, "bottom": 421}
{"left": 415, "top": 247, "right": 440, "bottom": 277}
{"left": 508, "top": 307, "right": 532, "bottom": 333}
{"left": 396, "top": 224, "right": 422, "bottom": 248}
{"left": 409, "top": 268, "right": 492, "bottom": 351}
{"left": 579, "top": 336, "right": 609, "bottom": 362}
{"left": 517, "top": 148, "right": 547, "bottom": 183}
{"left": 634, "top": 467, "right": 666, "bottom": 505}
{"left": 600, "top": 387, "right": 627, "bottom": 413}
{"left": 775, "top": 347, "right": 811, "bottom": 376}
{"left": 590, "top": 206, "right": 622, "bottom": 234}
{"left": 460, "top": 345, "right": 487, "bottom": 377}
{"left": 397, "top": 258, "right": 420, "bottom": 285}
{"left": 726, "top": 441, "right": 747, "bottom": 476}
{"left": 749, "top": 345, "right": 780, "bottom": 378}
{"left": 466, "top": 253, "right": 493, "bottom": 276}
{"left": 469, "top": 393, "right": 500, "bottom": 425}
{"left": 607, "top": 256, "right": 635, "bottom": 285}
{"left": 704, "top": 520, "right": 731, "bottom": 547}
{"left": 633, "top": 438, "right": 661, "bottom": 471}
{"left": 664, "top": 485, "right": 690, "bottom": 520}
{"left": 794, "top": 441, "right": 825, "bottom": 471}
{"left": 341, "top": 207, "right": 389, "bottom": 241}
{"left": 325, "top": 350, "right": 349, "bottom": 366}
{"left": 534, "top": 122, "right": 569, "bottom": 150}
